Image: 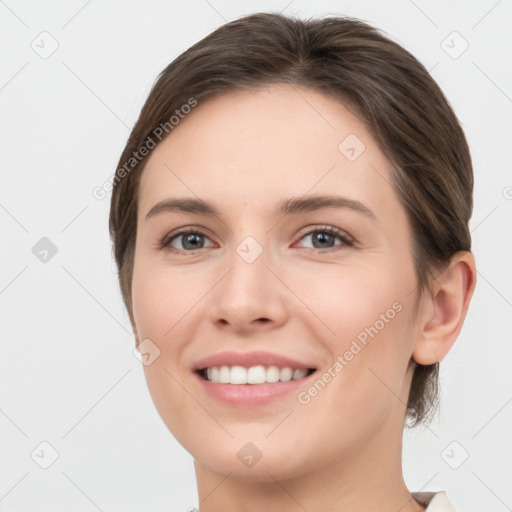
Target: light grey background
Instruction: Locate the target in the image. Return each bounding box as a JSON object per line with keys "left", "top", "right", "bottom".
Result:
{"left": 1, "top": 1, "right": 511, "bottom": 511}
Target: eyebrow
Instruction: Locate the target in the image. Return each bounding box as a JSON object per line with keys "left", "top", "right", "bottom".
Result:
{"left": 144, "top": 194, "right": 376, "bottom": 220}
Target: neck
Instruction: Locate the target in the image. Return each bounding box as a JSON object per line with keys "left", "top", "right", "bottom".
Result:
{"left": 193, "top": 408, "right": 426, "bottom": 512}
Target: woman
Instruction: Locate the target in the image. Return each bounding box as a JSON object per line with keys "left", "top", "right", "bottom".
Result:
{"left": 109, "top": 13, "right": 476, "bottom": 512}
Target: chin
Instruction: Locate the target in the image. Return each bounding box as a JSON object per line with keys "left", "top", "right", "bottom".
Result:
{"left": 192, "top": 440, "right": 313, "bottom": 483}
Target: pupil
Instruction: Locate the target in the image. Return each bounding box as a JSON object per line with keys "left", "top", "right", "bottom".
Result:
{"left": 314, "top": 232, "right": 333, "bottom": 248}
{"left": 184, "top": 233, "right": 203, "bottom": 250}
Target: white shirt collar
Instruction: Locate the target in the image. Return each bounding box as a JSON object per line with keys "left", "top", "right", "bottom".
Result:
{"left": 413, "top": 491, "right": 459, "bottom": 511}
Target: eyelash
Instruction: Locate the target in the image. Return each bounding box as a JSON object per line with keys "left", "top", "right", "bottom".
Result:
{"left": 158, "top": 225, "right": 354, "bottom": 254}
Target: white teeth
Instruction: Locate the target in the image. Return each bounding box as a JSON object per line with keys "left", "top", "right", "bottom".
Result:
{"left": 292, "top": 368, "right": 308, "bottom": 380}
{"left": 230, "top": 365, "right": 247, "bottom": 384}
{"left": 280, "top": 367, "right": 293, "bottom": 382}
{"left": 266, "top": 365, "right": 280, "bottom": 383}
{"left": 247, "top": 365, "right": 266, "bottom": 384}
{"left": 202, "top": 365, "right": 312, "bottom": 384}
{"left": 218, "top": 366, "right": 230, "bottom": 384}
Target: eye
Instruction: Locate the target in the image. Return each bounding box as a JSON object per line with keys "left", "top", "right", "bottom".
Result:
{"left": 294, "top": 225, "right": 353, "bottom": 251}
{"left": 158, "top": 225, "right": 353, "bottom": 254}
{"left": 159, "top": 228, "right": 215, "bottom": 253}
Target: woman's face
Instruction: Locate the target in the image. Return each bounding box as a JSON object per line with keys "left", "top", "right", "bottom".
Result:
{"left": 131, "top": 84, "right": 423, "bottom": 480}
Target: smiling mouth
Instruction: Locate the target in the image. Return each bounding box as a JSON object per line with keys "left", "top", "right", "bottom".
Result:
{"left": 197, "top": 365, "right": 316, "bottom": 384}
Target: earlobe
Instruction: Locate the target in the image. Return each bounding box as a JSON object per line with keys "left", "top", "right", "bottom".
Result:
{"left": 412, "top": 251, "right": 477, "bottom": 365}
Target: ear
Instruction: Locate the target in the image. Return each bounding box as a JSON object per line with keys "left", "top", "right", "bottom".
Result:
{"left": 412, "top": 251, "right": 477, "bottom": 365}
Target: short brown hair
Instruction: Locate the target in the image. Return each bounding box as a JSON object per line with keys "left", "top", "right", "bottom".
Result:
{"left": 109, "top": 12, "right": 473, "bottom": 428}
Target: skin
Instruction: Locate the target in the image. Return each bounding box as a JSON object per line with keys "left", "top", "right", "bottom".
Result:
{"left": 130, "top": 84, "right": 476, "bottom": 512}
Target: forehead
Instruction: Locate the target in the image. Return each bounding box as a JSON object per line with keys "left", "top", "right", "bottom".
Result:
{"left": 138, "top": 84, "right": 397, "bottom": 219}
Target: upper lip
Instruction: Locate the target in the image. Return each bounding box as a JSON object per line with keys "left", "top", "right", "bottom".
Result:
{"left": 192, "top": 351, "right": 316, "bottom": 371}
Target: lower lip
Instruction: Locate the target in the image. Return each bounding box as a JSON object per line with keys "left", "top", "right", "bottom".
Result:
{"left": 193, "top": 371, "right": 316, "bottom": 406}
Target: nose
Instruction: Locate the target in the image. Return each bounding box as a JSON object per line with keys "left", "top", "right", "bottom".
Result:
{"left": 208, "top": 240, "right": 288, "bottom": 334}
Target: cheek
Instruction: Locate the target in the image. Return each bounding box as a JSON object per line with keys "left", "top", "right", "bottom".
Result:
{"left": 294, "top": 308, "right": 414, "bottom": 448}
{"left": 131, "top": 258, "right": 200, "bottom": 413}
{"left": 131, "top": 257, "right": 204, "bottom": 342}
{"left": 290, "top": 260, "right": 405, "bottom": 347}
{"left": 291, "top": 260, "right": 415, "bottom": 408}
{"left": 132, "top": 260, "right": 206, "bottom": 444}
